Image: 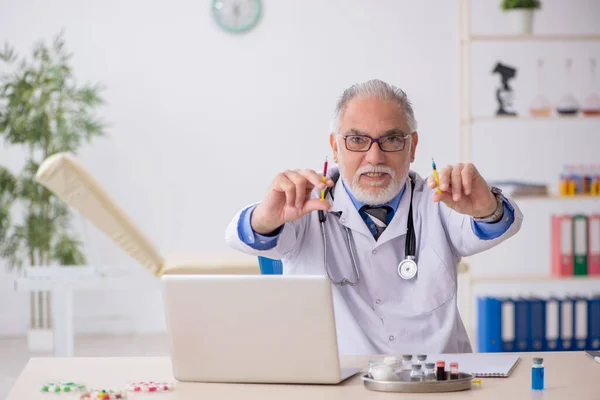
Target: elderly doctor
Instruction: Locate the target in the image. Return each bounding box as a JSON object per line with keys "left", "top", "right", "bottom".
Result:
{"left": 225, "top": 79, "right": 523, "bottom": 355}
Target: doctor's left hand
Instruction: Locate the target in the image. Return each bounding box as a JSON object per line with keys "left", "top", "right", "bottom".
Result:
{"left": 426, "top": 163, "right": 497, "bottom": 218}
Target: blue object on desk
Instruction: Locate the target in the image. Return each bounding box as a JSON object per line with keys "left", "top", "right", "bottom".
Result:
{"left": 257, "top": 256, "right": 283, "bottom": 275}
{"left": 531, "top": 357, "right": 544, "bottom": 390}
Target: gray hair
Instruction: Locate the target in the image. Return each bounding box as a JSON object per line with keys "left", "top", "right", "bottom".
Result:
{"left": 330, "top": 79, "right": 417, "bottom": 134}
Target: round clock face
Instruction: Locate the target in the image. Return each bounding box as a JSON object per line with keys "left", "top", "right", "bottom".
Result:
{"left": 212, "top": 0, "right": 262, "bottom": 34}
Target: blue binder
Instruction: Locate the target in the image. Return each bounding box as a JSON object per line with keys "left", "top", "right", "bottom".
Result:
{"left": 477, "top": 297, "right": 502, "bottom": 352}
{"left": 528, "top": 297, "right": 546, "bottom": 352}
{"left": 477, "top": 295, "right": 600, "bottom": 352}
{"left": 588, "top": 295, "right": 600, "bottom": 350}
{"left": 514, "top": 297, "right": 529, "bottom": 351}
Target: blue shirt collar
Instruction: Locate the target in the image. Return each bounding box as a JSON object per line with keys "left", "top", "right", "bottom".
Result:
{"left": 342, "top": 179, "right": 405, "bottom": 213}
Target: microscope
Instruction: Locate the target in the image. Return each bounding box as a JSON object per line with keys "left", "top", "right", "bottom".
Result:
{"left": 492, "top": 62, "right": 518, "bottom": 116}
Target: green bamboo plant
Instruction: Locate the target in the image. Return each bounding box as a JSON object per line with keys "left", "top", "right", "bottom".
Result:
{"left": 501, "top": 0, "right": 541, "bottom": 10}
{"left": 0, "top": 32, "right": 107, "bottom": 331}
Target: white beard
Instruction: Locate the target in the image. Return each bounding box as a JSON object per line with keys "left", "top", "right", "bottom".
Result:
{"left": 343, "top": 164, "right": 406, "bottom": 206}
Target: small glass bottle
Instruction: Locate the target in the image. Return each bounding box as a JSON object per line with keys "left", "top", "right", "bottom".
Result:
{"left": 401, "top": 354, "right": 413, "bottom": 371}
{"left": 582, "top": 58, "right": 600, "bottom": 116}
{"left": 583, "top": 165, "right": 593, "bottom": 194}
{"left": 559, "top": 164, "right": 570, "bottom": 196}
{"left": 556, "top": 58, "right": 580, "bottom": 116}
{"left": 424, "top": 362, "right": 436, "bottom": 381}
{"left": 450, "top": 362, "right": 459, "bottom": 380}
{"left": 410, "top": 364, "right": 423, "bottom": 382}
{"left": 436, "top": 361, "right": 446, "bottom": 381}
{"left": 416, "top": 354, "right": 427, "bottom": 368}
{"left": 530, "top": 58, "right": 552, "bottom": 117}
{"left": 592, "top": 164, "right": 600, "bottom": 195}
{"left": 566, "top": 164, "right": 577, "bottom": 195}
{"left": 532, "top": 357, "right": 544, "bottom": 390}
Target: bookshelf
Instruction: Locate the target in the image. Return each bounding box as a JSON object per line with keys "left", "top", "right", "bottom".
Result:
{"left": 469, "top": 273, "right": 600, "bottom": 283}
{"left": 468, "top": 115, "right": 600, "bottom": 122}
{"left": 511, "top": 194, "right": 600, "bottom": 200}
{"left": 456, "top": 0, "right": 600, "bottom": 339}
{"left": 468, "top": 34, "right": 600, "bottom": 42}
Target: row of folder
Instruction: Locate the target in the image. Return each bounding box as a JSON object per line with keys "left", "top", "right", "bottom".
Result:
{"left": 477, "top": 295, "right": 600, "bottom": 353}
{"left": 551, "top": 214, "right": 600, "bottom": 276}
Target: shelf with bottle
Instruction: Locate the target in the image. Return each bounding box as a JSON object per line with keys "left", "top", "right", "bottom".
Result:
{"left": 510, "top": 194, "right": 600, "bottom": 200}
{"left": 469, "top": 273, "right": 600, "bottom": 283}
{"left": 530, "top": 57, "right": 600, "bottom": 118}
{"left": 466, "top": 115, "right": 600, "bottom": 123}
{"left": 558, "top": 164, "right": 600, "bottom": 197}
{"left": 466, "top": 58, "right": 600, "bottom": 123}
{"left": 486, "top": 175, "right": 600, "bottom": 201}
{"left": 467, "top": 34, "right": 600, "bottom": 42}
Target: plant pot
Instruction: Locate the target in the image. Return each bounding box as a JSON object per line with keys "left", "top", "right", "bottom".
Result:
{"left": 504, "top": 9, "right": 535, "bottom": 35}
{"left": 27, "top": 328, "right": 54, "bottom": 352}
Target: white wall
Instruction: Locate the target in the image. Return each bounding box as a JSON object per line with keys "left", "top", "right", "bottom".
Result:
{"left": 0, "top": 0, "right": 599, "bottom": 336}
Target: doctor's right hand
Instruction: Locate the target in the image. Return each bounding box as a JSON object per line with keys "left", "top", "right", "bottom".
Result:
{"left": 251, "top": 169, "right": 334, "bottom": 235}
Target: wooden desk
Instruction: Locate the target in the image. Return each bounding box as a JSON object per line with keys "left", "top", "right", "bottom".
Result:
{"left": 7, "top": 352, "right": 599, "bottom": 399}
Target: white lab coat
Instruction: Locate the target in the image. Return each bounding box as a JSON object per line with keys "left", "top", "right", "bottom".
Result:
{"left": 225, "top": 168, "right": 523, "bottom": 355}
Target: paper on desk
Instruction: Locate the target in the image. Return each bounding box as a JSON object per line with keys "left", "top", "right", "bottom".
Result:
{"left": 425, "top": 353, "right": 521, "bottom": 377}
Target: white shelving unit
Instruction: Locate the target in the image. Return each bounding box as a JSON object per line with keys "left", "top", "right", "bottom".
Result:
{"left": 468, "top": 34, "right": 600, "bottom": 42}
{"left": 456, "top": 0, "right": 600, "bottom": 341}
{"left": 468, "top": 115, "right": 600, "bottom": 122}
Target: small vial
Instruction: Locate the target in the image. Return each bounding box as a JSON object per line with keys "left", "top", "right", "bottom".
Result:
{"left": 424, "top": 362, "right": 436, "bottom": 381}
{"left": 450, "top": 362, "right": 459, "bottom": 380}
{"left": 532, "top": 357, "right": 544, "bottom": 390}
{"left": 436, "top": 361, "right": 446, "bottom": 381}
{"left": 583, "top": 174, "right": 592, "bottom": 194}
{"left": 401, "top": 354, "right": 413, "bottom": 371}
{"left": 410, "top": 364, "right": 423, "bottom": 382}
{"left": 559, "top": 174, "right": 568, "bottom": 195}
{"left": 416, "top": 354, "right": 427, "bottom": 368}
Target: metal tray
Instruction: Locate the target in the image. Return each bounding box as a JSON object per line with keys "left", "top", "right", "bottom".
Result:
{"left": 361, "top": 371, "right": 474, "bottom": 393}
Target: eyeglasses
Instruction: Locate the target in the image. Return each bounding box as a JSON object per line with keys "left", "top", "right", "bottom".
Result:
{"left": 341, "top": 132, "right": 411, "bottom": 152}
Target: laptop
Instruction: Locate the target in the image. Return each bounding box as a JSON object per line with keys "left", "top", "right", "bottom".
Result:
{"left": 585, "top": 350, "right": 600, "bottom": 359}
{"left": 161, "top": 274, "right": 362, "bottom": 384}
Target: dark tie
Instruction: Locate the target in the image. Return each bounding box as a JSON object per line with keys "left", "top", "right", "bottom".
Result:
{"left": 360, "top": 206, "right": 392, "bottom": 240}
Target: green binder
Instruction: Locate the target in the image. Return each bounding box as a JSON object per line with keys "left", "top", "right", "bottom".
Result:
{"left": 572, "top": 214, "right": 588, "bottom": 276}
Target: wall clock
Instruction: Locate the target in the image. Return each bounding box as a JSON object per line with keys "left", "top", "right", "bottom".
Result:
{"left": 211, "top": 0, "right": 262, "bottom": 34}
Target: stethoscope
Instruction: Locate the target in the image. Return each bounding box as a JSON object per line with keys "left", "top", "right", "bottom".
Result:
{"left": 318, "top": 173, "right": 418, "bottom": 286}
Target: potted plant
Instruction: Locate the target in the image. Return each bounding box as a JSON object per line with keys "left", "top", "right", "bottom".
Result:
{"left": 500, "top": 0, "right": 541, "bottom": 35}
{"left": 0, "top": 32, "right": 107, "bottom": 351}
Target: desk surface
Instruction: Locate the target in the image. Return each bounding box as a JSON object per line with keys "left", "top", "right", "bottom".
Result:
{"left": 7, "top": 352, "right": 599, "bottom": 399}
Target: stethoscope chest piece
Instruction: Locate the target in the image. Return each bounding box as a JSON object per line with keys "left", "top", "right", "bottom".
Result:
{"left": 397, "top": 256, "right": 417, "bottom": 280}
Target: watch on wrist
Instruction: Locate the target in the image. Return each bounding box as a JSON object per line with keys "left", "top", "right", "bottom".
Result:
{"left": 473, "top": 186, "right": 505, "bottom": 223}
